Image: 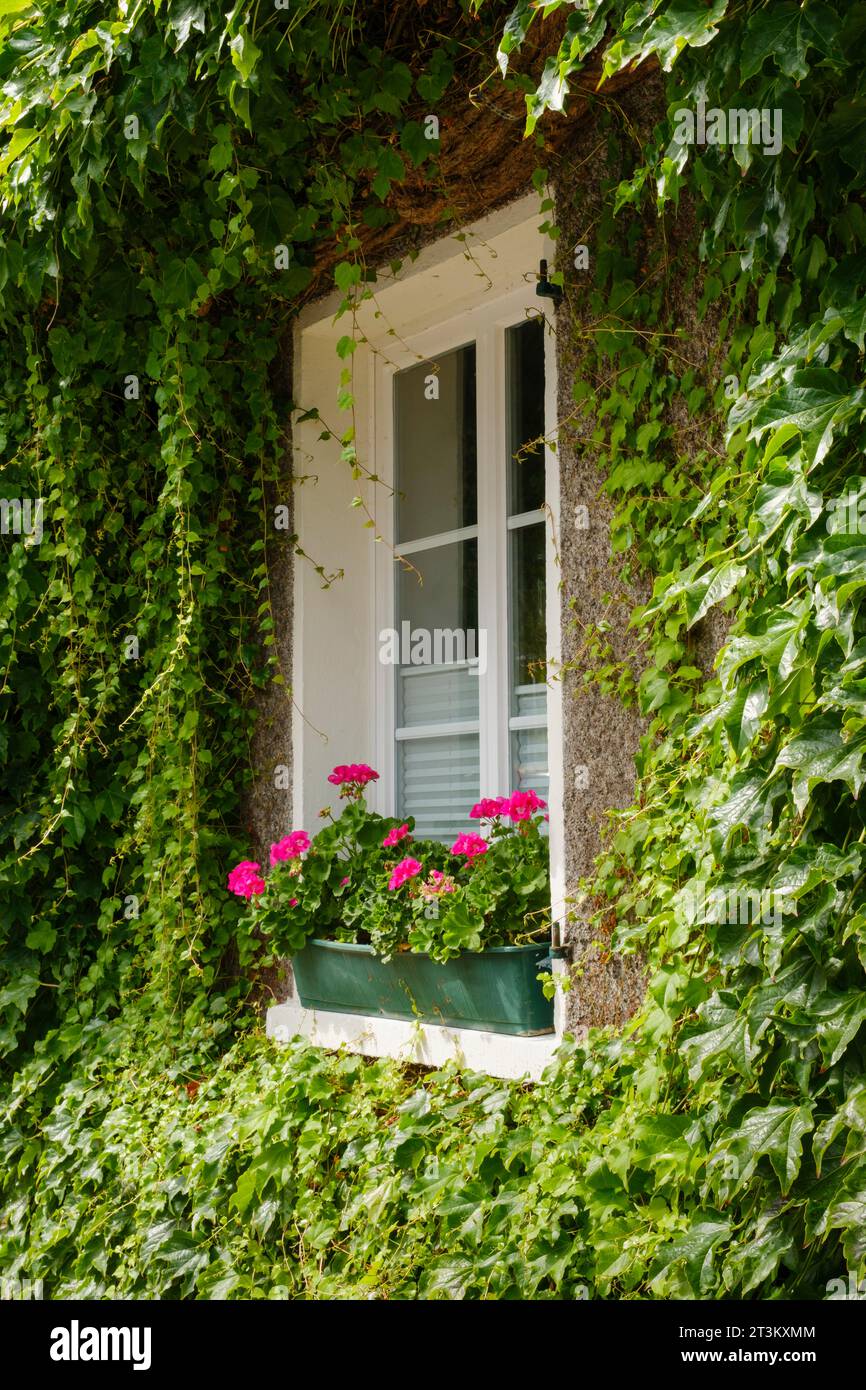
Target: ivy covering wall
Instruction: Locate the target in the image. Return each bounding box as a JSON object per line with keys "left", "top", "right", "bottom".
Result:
{"left": 2, "top": 0, "right": 866, "bottom": 1299}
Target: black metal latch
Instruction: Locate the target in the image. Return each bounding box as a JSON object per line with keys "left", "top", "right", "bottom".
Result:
{"left": 536, "top": 258, "right": 563, "bottom": 306}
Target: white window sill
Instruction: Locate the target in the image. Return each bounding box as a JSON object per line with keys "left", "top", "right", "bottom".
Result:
{"left": 266, "top": 999, "right": 563, "bottom": 1081}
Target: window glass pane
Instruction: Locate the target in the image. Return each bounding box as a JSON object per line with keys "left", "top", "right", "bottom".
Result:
{"left": 399, "top": 664, "right": 479, "bottom": 729}
{"left": 506, "top": 319, "right": 545, "bottom": 516}
{"left": 396, "top": 538, "right": 477, "bottom": 651}
{"left": 510, "top": 725, "right": 549, "bottom": 806}
{"left": 510, "top": 523, "right": 545, "bottom": 694}
{"left": 398, "top": 733, "right": 479, "bottom": 842}
{"left": 394, "top": 344, "right": 476, "bottom": 542}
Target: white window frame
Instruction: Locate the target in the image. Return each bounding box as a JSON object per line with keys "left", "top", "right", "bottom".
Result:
{"left": 292, "top": 195, "right": 565, "bottom": 957}
{"left": 369, "top": 286, "right": 558, "bottom": 837}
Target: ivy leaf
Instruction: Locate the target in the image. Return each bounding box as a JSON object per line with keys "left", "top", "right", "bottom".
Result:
{"left": 808, "top": 991, "right": 866, "bottom": 1068}
{"left": 649, "top": 1216, "right": 731, "bottom": 1296}
{"left": 773, "top": 716, "right": 866, "bottom": 814}
{"left": 604, "top": 0, "right": 729, "bottom": 76}
{"left": 0, "top": 968, "right": 40, "bottom": 1017}
{"left": 162, "top": 255, "right": 206, "bottom": 307}
{"left": 400, "top": 121, "right": 434, "bottom": 168}
{"left": 723, "top": 679, "right": 769, "bottom": 756}
{"left": 497, "top": 1, "right": 533, "bottom": 76}
{"left": 748, "top": 367, "right": 853, "bottom": 440}
{"left": 248, "top": 188, "right": 296, "bottom": 247}
{"left": 816, "top": 97, "right": 866, "bottom": 178}
{"left": 0, "top": 126, "right": 38, "bottom": 172}
{"left": 167, "top": 1, "right": 207, "bottom": 50}
{"left": 822, "top": 1187, "right": 866, "bottom": 1269}
{"left": 707, "top": 769, "right": 782, "bottom": 851}
{"left": 685, "top": 561, "right": 746, "bottom": 629}
{"left": 813, "top": 1086, "right": 866, "bottom": 1174}
{"left": 741, "top": 2, "right": 842, "bottom": 82}
{"left": 721, "top": 1217, "right": 796, "bottom": 1295}
{"left": 25, "top": 920, "right": 57, "bottom": 954}
{"left": 334, "top": 261, "right": 361, "bottom": 293}
{"left": 230, "top": 29, "right": 262, "bottom": 84}
{"left": 370, "top": 145, "right": 405, "bottom": 201}
{"left": 681, "top": 996, "right": 757, "bottom": 1081}
{"left": 228, "top": 1165, "right": 258, "bottom": 1215}
{"left": 718, "top": 1102, "right": 814, "bottom": 1195}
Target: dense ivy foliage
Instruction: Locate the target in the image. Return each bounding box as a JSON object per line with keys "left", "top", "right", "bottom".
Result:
{"left": 0, "top": 0, "right": 480, "bottom": 1057}
{"left": 2, "top": 0, "right": 866, "bottom": 1299}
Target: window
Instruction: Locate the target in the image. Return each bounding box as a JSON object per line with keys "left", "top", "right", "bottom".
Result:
{"left": 507, "top": 320, "right": 549, "bottom": 808}
{"left": 387, "top": 314, "right": 549, "bottom": 842}
{"left": 294, "top": 198, "right": 563, "bottom": 942}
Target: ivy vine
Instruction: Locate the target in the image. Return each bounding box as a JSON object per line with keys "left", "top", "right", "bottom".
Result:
{"left": 2, "top": 0, "right": 866, "bottom": 1300}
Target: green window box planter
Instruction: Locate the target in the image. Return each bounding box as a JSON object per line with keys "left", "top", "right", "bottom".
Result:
{"left": 292, "top": 938, "right": 554, "bottom": 1036}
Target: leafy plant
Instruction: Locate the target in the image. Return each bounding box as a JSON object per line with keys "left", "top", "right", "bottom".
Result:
{"left": 229, "top": 767, "right": 551, "bottom": 963}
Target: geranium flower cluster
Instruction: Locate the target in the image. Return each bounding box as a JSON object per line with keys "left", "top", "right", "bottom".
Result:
{"left": 469, "top": 789, "right": 547, "bottom": 822}
{"left": 269, "top": 830, "right": 311, "bottom": 866}
{"left": 505, "top": 789, "right": 546, "bottom": 821}
{"left": 228, "top": 831, "right": 310, "bottom": 901}
{"left": 385, "top": 789, "right": 548, "bottom": 892}
{"left": 229, "top": 769, "right": 548, "bottom": 916}
{"left": 450, "top": 832, "right": 489, "bottom": 860}
{"left": 387, "top": 857, "right": 422, "bottom": 891}
{"left": 227, "top": 860, "right": 266, "bottom": 899}
{"left": 327, "top": 763, "right": 379, "bottom": 796}
{"left": 420, "top": 868, "right": 456, "bottom": 897}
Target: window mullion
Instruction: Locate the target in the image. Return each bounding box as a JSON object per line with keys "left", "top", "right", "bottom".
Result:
{"left": 476, "top": 319, "right": 509, "bottom": 799}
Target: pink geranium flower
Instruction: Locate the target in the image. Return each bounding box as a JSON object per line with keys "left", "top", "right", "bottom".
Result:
{"left": 227, "top": 860, "right": 266, "bottom": 899}
{"left": 383, "top": 823, "right": 411, "bottom": 848}
{"left": 269, "top": 830, "right": 311, "bottom": 866}
{"left": 387, "top": 857, "right": 422, "bottom": 891}
{"left": 327, "top": 763, "right": 379, "bottom": 790}
{"left": 421, "top": 868, "right": 456, "bottom": 897}
{"left": 451, "top": 832, "right": 488, "bottom": 860}
{"left": 503, "top": 789, "right": 547, "bottom": 822}
{"left": 469, "top": 797, "right": 507, "bottom": 820}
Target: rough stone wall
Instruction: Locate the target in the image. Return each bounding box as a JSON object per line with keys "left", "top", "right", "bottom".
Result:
{"left": 550, "top": 75, "right": 731, "bottom": 1033}
{"left": 242, "top": 334, "right": 296, "bottom": 1006}
{"left": 552, "top": 139, "right": 652, "bottom": 1034}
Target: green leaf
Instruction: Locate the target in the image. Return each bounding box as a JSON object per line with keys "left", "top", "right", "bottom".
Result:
{"left": 685, "top": 561, "right": 746, "bottom": 629}
{"left": 167, "top": 1, "right": 207, "bottom": 49}
{"left": 808, "top": 991, "right": 866, "bottom": 1068}
{"left": 681, "top": 996, "right": 757, "bottom": 1081}
{"left": 773, "top": 716, "right": 866, "bottom": 815}
{"left": 717, "top": 1102, "right": 814, "bottom": 1195}
{"left": 747, "top": 368, "right": 852, "bottom": 439}
{"left": 650, "top": 1217, "right": 731, "bottom": 1296}
{"left": 230, "top": 28, "right": 262, "bottom": 84}
{"left": 334, "top": 261, "right": 361, "bottom": 293}
{"left": 25, "top": 920, "right": 57, "bottom": 954}
{"left": 741, "top": 2, "right": 841, "bottom": 82}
